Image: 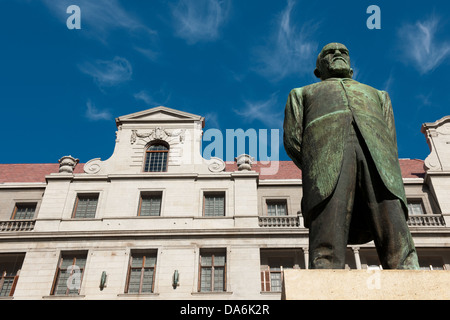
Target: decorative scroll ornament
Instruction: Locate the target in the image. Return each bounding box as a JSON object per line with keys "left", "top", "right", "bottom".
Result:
{"left": 206, "top": 157, "right": 226, "bottom": 173}
{"left": 436, "top": 124, "right": 450, "bottom": 135}
{"left": 421, "top": 116, "right": 450, "bottom": 172}
{"left": 423, "top": 130, "right": 442, "bottom": 172}
{"left": 84, "top": 158, "right": 102, "bottom": 174}
{"left": 130, "top": 127, "right": 185, "bottom": 144}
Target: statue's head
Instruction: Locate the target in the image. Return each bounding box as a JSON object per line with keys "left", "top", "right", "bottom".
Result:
{"left": 314, "top": 43, "right": 353, "bottom": 80}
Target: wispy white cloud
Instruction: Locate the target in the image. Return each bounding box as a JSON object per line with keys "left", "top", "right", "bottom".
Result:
{"left": 203, "top": 112, "right": 221, "bottom": 129}
{"left": 79, "top": 57, "right": 133, "bottom": 88}
{"left": 382, "top": 69, "right": 395, "bottom": 92}
{"left": 43, "top": 0, "right": 151, "bottom": 35}
{"left": 171, "top": 0, "right": 230, "bottom": 44}
{"left": 233, "top": 93, "right": 283, "bottom": 128}
{"left": 134, "top": 91, "right": 155, "bottom": 105}
{"left": 134, "top": 87, "right": 171, "bottom": 107}
{"left": 133, "top": 47, "right": 159, "bottom": 62}
{"left": 85, "top": 100, "right": 112, "bottom": 121}
{"left": 416, "top": 92, "right": 433, "bottom": 106}
{"left": 42, "top": 0, "right": 158, "bottom": 58}
{"left": 253, "top": 0, "right": 319, "bottom": 81}
{"left": 233, "top": 94, "right": 283, "bottom": 166}
{"left": 397, "top": 16, "right": 450, "bottom": 74}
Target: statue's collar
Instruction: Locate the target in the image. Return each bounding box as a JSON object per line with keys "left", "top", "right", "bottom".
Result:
{"left": 324, "top": 77, "right": 354, "bottom": 82}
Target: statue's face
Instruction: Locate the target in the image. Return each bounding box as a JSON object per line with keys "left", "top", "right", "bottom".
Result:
{"left": 315, "top": 43, "right": 353, "bottom": 80}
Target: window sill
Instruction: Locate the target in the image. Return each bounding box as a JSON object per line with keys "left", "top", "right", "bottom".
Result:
{"left": 191, "top": 291, "right": 233, "bottom": 296}
{"left": 43, "top": 295, "right": 86, "bottom": 299}
{"left": 64, "top": 218, "right": 102, "bottom": 221}
{"left": 260, "top": 291, "right": 282, "bottom": 295}
{"left": 196, "top": 216, "right": 230, "bottom": 219}
{"left": 117, "top": 293, "right": 160, "bottom": 297}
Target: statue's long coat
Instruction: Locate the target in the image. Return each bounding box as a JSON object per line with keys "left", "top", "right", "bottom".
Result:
{"left": 283, "top": 78, "right": 407, "bottom": 230}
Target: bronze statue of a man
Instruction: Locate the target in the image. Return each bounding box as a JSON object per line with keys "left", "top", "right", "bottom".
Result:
{"left": 283, "top": 43, "right": 419, "bottom": 269}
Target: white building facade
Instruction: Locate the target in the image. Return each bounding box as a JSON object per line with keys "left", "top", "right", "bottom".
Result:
{"left": 0, "top": 107, "right": 449, "bottom": 300}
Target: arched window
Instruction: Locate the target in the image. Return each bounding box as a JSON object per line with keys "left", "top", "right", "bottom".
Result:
{"left": 144, "top": 142, "right": 169, "bottom": 172}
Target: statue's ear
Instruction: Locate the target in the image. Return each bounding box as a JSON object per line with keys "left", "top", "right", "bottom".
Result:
{"left": 314, "top": 68, "right": 321, "bottom": 79}
{"left": 349, "top": 68, "right": 354, "bottom": 78}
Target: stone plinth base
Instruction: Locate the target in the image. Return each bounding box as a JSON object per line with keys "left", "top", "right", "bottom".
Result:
{"left": 282, "top": 269, "right": 450, "bottom": 300}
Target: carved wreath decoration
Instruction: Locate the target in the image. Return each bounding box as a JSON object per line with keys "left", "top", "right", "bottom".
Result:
{"left": 130, "top": 127, "right": 185, "bottom": 144}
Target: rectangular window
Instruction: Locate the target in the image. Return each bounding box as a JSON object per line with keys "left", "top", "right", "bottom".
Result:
{"left": 266, "top": 200, "right": 287, "bottom": 216}
{"left": 407, "top": 200, "right": 425, "bottom": 215}
{"left": 51, "top": 252, "right": 87, "bottom": 296}
{"left": 125, "top": 250, "right": 157, "bottom": 294}
{"left": 11, "top": 203, "right": 36, "bottom": 220}
{"left": 203, "top": 192, "right": 225, "bottom": 217}
{"left": 260, "top": 249, "right": 300, "bottom": 292}
{"left": 199, "top": 249, "right": 226, "bottom": 292}
{"left": 73, "top": 194, "right": 99, "bottom": 218}
{"left": 0, "top": 253, "right": 25, "bottom": 297}
{"left": 138, "top": 193, "right": 162, "bottom": 216}
{"left": 261, "top": 257, "right": 294, "bottom": 292}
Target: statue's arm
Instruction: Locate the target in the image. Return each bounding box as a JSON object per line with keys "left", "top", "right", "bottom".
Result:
{"left": 380, "top": 91, "right": 399, "bottom": 155}
{"left": 283, "top": 88, "right": 304, "bottom": 169}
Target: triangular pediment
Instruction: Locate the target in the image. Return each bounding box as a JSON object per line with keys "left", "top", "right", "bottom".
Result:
{"left": 116, "top": 106, "right": 204, "bottom": 126}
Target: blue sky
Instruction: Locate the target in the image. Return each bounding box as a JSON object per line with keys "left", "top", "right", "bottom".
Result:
{"left": 1, "top": 0, "right": 450, "bottom": 164}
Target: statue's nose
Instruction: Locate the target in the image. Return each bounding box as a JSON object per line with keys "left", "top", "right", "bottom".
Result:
{"left": 334, "top": 50, "right": 342, "bottom": 56}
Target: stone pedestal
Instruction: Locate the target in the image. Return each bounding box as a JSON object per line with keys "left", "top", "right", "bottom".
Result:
{"left": 282, "top": 269, "right": 450, "bottom": 300}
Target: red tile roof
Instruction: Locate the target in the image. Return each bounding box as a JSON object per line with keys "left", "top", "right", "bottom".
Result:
{"left": 0, "top": 159, "right": 425, "bottom": 184}
{"left": 226, "top": 161, "right": 303, "bottom": 179}
{"left": 227, "top": 159, "right": 425, "bottom": 180}
{"left": 0, "top": 164, "right": 84, "bottom": 184}
{"left": 399, "top": 159, "right": 426, "bottom": 178}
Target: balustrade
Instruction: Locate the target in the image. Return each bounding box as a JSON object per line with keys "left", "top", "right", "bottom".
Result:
{"left": 0, "top": 220, "right": 35, "bottom": 232}
{"left": 407, "top": 214, "right": 445, "bottom": 227}
{"left": 258, "top": 216, "right": 300, "bottom": 227}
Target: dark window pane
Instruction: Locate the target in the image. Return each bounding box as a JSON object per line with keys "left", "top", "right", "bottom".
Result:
{"left": 199, "top": 250, "right": 226, "bottom": 292}
{"left": 204, "top": 194, "right": 225, "bottom": 216}
{"left": 408, "top": 202, "right": 424, "bottom": 215}
{"left": 127, "top": 251, "right": 157, "bottom": 294}
{"left": 13, "top": 203, "right": 36, "bottom": 219}
{"left": 52, "top": 253, "right": 87, "bottom": 296}
{"left": 140, "top": 195, "right": 161, "bottom": 216}
{"left": 267, "top": 201, "right": 287, "bottom": 216}
{"left": 74, "top": 195, "right": 98, "bottom": 218}
{"left": 144, "top": 144, "right": 169, "bottom": 172}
